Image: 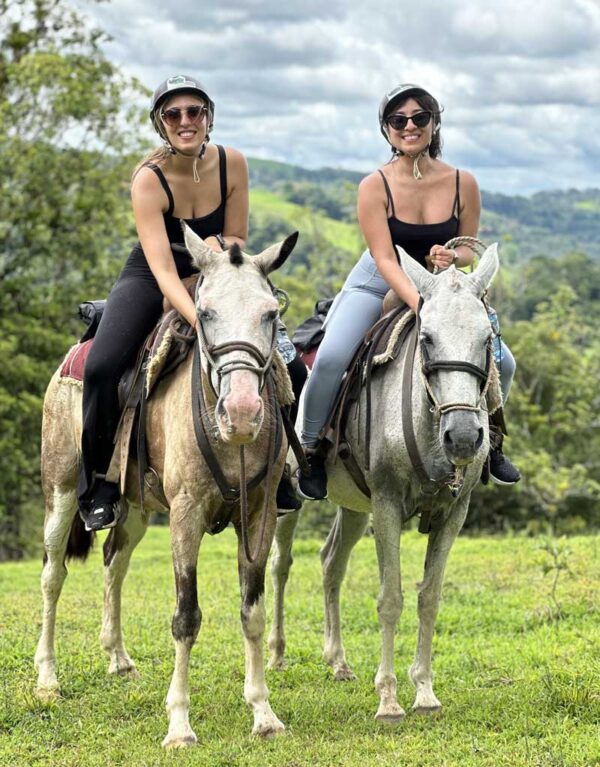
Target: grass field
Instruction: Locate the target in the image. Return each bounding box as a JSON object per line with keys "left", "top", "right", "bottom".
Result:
{"left": 1, "top": 527, "right": 599, "bottom": 767}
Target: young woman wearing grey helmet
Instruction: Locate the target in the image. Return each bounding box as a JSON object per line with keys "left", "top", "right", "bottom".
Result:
{"left": 77, "top": 75, "right": 304, "bottom": 530}
{"left": 298, "top": 83, "right": 520, "bottom": 501}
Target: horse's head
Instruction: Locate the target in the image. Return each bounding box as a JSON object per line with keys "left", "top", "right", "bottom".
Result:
{"left": 184, "top": 226, "right": 298, "bottom": 445}
{"left": 398, "top": 244, "right": 500, "bottom": 467}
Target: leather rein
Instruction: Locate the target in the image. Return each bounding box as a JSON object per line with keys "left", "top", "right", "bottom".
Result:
{"left": 401, "top": 299, "right": 494, "bottom": 498}
{"left": 192, "top": 277, "right": 283, "bottom": 565}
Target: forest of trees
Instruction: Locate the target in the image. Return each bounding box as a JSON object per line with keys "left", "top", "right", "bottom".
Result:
{"left": 1, "top": 0, "right": 598, "bottom": 560}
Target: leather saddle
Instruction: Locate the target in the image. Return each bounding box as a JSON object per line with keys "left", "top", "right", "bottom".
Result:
{"left": 319, "top": 301, "right": 416, "bottom": 499}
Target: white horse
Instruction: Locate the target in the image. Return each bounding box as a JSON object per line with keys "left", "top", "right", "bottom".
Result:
{"left": 35, "top": 228, "right": 297, "bottom": 747}
{"left": 269, "top": 244, "right": 499, "bottom": 721}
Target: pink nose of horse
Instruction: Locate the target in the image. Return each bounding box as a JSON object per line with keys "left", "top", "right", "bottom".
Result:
{"left": 217, "top": 372, "right": 264, "bottom": 444}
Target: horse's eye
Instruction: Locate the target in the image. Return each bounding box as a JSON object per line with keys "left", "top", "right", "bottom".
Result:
{"left": 420, "top": 333, "right": 433, "bottom": 346}
{"left": 263, "top": 310, "right": 279, "bottom": 323}
{"left": 199, "top": 309, "right": 214, "bottom": 322}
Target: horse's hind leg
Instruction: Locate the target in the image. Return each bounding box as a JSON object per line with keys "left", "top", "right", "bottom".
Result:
{"left": 268, "top": 509, "right": 300, "bottom": 670}
{"left": 409, "top": 501, "right": 468, "bottom": 714}
{"left": 35, "top": 487, "right": 78, "bottom": 700}
{"left": 321, "top": 507, "right": 369, "bottom": 681}
{"left": 237, "top": 517, "right": 285, "bottom": 738}
{"left": 100, "top": 505, "right": 148, "bottom": 675}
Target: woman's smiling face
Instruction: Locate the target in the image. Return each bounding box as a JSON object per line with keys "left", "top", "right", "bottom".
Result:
{"left": 160, "top": 93, "right": 208, "bottom": 154}
{"left": 386, "top": 97, "right": 434, "bottom": 155}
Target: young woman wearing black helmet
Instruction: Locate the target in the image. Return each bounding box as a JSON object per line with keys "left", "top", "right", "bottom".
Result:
{"left": 298, "top": 84, "right": 520, "bottom": 500}
{"left": 77, "top": 75, "right": 250, "bottom": 530}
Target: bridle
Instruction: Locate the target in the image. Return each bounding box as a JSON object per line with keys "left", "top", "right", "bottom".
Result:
{"left": 191, "top": 275, "right": 284, "bottom": 565}
{"left": 417, "top": 303, "right": 494, "bottom": 419}
{"left": 194, "top": 277, "right": 278, "bottom": 398}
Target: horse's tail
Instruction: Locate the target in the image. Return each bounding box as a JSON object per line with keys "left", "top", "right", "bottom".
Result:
{"left": 65, "top": 513, "right": 95, "bottom": 562}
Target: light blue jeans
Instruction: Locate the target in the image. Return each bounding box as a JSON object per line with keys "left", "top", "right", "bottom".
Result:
{"left": 301, "top": 250, "right": 515, "bottom": 447}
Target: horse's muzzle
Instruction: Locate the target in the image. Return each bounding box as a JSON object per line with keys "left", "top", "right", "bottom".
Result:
{"left": 441, "top": 411, "right": 484, "bottom": 465}
{"left": 216, "top": 386, "right": 264, "bottom": 445}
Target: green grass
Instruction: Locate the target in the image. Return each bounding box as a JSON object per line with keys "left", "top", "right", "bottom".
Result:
{"left": 1, "top": 528, "right": 599, "bottom": 766}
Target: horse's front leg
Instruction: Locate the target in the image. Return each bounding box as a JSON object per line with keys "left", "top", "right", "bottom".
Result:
{"left": 321, "top": 507, "right": 369, "bottom": 681}
{"left": 100, "top": 504, "right": 148, "bottom": 676}
{"left": 236, "top": 505, "right": 284, "bottom": 738}
{"left": 162, "top": 496, "right": 204, "bottom": 750}
{"left": 372, "top": 490, "right": 405, "bottom": 722}
{"left": 35, "top": 487, "right": 78, "bottom": 700}
{"left": 410, "top": 498, "right": 469, "bottom": 714}
{"left": 268, "top": 509, "right": 300, "bottom": 670}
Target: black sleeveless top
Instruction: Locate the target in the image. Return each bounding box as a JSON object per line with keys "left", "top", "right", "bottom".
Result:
{"left": 122, "top": 144, "right": 228, "bottom": 281}
{"left": 377, "top": 169, "right": 460, "bottom": 268}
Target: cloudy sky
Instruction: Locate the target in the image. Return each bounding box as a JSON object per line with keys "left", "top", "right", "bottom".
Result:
{"left": 81, "top": 0, "right": 600, "bottom": 195}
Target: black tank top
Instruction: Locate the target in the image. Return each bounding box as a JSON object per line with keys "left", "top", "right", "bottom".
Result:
{"left": 377, "top": 169, "right": 460, "bottom": 269}
{"left": 122, "top": 145, "right": 228, "bottom": 280}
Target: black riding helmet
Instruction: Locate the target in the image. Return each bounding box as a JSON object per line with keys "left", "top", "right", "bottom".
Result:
{"left": 150, "top": 74, "right": 215, "bottom": 139}
{"left": 378, "top": 83, "right": 440, "bottom": 143}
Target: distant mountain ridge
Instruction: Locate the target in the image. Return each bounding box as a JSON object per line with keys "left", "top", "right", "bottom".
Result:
{"left": 248, "top": 158, "right": 600, "bottom": 261}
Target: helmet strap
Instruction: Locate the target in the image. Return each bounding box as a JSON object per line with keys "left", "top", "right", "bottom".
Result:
{"left": 392, "top": 146, "right": 429, "bottom": 180}
{"left": 193, "top": 138, "right": 209, "bottom": 183}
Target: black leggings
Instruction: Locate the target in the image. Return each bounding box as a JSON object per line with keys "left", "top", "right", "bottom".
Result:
{"left": 77, "top": 274, "right": 309, "bottom": 505}
{"left": 77, "top": 273, "right": 164, "bottom": 504}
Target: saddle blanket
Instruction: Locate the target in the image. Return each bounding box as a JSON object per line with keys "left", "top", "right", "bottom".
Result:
{"left": 60, "top": 340, "right": 93, "bottom": 382}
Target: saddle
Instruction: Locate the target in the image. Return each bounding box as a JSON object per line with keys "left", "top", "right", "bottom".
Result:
{"left": 320, "top": 302, "right": 415, "bottom": 500}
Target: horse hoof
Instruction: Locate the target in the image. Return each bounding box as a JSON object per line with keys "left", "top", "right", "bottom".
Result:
{"left": 253, "top": 718, "right": 285, "bottom": 738}
{"left": 35, "top": 686, "right": 61, "bottom": 703}
{"left": 161, "top": 732, "right": 198, "bottom": 749}
{"left": 375, "top": 704, "right": 406, "bottom": 724}
{"left": 412, "top": 703, "right": 442, "bottom": 716}
{"left": 333, "top": 665, "right": 356, "bottom": 682}
{"left": 111, "top": 664, "right": 140, "bottom": 678}
{"left": 267, "top": 657, "right": 287, "bottom": 671}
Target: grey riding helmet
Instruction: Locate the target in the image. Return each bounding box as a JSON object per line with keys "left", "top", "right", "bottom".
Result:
{"left": 378, "top": 83, "right": 438, "bottom": 142}
{"left": 150, "top": 74, "right": 215, "bottom": 137}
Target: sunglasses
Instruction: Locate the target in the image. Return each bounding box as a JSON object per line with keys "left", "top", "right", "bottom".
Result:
{"left": 386, "top": 111, "right": 432, "bottom": 131}
{"left": 161, "top": 105, "right": 208, "bottom": 127}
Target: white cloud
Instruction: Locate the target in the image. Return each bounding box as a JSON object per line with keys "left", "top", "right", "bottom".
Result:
{"left": 78, "top": 0, "right": 600, "bottom": 194}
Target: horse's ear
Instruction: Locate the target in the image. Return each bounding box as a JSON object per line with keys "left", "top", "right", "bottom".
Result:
{"left": 396, "top": 246, "right": 435, "bottom": 298}
{"left": 467, "top": 243, "right": 499, "bottom": 296}
{"left": 254, "top": 232, "right": 299, "bottom": 274}
{"left": 183, "top": 223, "right": 219, "bottom": 271}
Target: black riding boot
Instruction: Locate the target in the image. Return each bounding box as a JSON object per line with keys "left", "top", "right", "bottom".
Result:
{"left": 297, "top": 448, "right": 328, "bottom": 501}
{"left": 78, "top": 475, "right": 123, "bottom": 531}
{"left": 276, "top": 464, "right": 302, "bottom": 512}
{"left": 483, "top": 409, "right": 521, "bottom": 486}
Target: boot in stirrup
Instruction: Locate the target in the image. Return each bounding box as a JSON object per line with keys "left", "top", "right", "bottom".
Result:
{"left": 484, "top": 409, "right": 521, "bottom": 486}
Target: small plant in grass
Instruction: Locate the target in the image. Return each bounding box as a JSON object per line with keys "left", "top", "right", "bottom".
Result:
{"left": 536, "top": 536, "right": 573, "bottom": 627}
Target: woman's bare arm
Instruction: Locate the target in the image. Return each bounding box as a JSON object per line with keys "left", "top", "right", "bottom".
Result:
{"left": 203, "top": 147, "right": 249, "bottom": 252}
{"left": 357, "top": 172, "right": 420, "bottom": 312}
{"left": 131, "top": 167, "right": 197, "bottom": 326}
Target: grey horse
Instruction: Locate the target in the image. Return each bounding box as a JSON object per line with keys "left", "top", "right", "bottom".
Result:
{"left": 269, "top": 243, "right": 499, "bottom": 721}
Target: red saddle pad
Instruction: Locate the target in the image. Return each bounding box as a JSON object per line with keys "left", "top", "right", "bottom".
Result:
{"left": 60, "top": 340, "right": 93, "bottom": 381}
